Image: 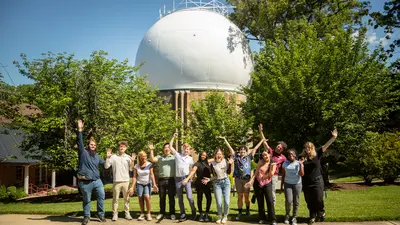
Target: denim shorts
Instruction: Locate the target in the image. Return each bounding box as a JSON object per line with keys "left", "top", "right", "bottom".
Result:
{"left": 137, "top": 183, "right": 152, "bottom": 197}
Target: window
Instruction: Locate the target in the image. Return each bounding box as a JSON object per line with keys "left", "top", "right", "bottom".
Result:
{"left": 16, "top": 166, "right": 23, "bottom": 182}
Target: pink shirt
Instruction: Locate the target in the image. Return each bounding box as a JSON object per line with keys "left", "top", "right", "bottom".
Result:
{"left": 256, "top": 164, "right": 272, "bottom": 186}
{"left": 268, "top": 146, "right": 287, "bottom": 176}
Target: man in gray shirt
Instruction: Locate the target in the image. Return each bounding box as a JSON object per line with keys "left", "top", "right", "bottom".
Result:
{"left": 149, "top": 142, "right": 176, "bottom": 221}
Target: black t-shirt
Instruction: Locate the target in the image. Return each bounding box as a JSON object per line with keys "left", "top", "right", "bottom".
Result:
{"left": 194, "top": 160, "right": 211, "bottom": 184}
{"left": 303, "top": 147, "right": 323, "bottom": 182}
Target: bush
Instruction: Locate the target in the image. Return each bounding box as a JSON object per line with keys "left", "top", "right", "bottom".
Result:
{"left": 6, "top": 186, "right": 17, "bottom": 194}
{"left": 57, "top": 188, "right": 70, "bottom": 195}
{"left": 0, "top": 186, "right": 8, "bottom": 201}
{"left": 345, "top": 131, "right": 400, "bottom": 184}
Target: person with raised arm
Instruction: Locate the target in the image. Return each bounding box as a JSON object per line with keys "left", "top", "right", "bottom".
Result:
{"left": 280, "top": 149, "right": 304, "bottom": 225}
{"left": 104, "top": 141, "right": 136, "bottom": 221}
{"left": 182, "top": 151, "right": 212, "bottom": 222}
{"left": 129, "top": 151, "right": 158, "bottom": 221}
{"left": 219, "top": 136, "right": 264, "bottom": 219}
{"left": 148, "top": 142, "right": 176, "bottom": 221}
{"left": 202, "top": 148, "right": 234, "bottom": 224}
{"left": 259, "top": 124, "right": 287, "bottom": 206}
{"left": 302, "top": 129, "right": 338, "bottom": 225}
{"left": 245, "top": 150, "right": 277, "bottom": 225}
{"left": 76, "top": 119, "right": 106, "bottom": 225}
{"left": 169, "top": 133, "right": 196, "bottom": 221}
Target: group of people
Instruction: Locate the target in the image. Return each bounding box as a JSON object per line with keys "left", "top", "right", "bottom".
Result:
{"left": 76, "top": 120, "right": 338, "bottom": 225}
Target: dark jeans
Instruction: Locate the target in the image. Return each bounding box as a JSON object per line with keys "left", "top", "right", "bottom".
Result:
{"left": 253, "top": 179, "right": 276, "bottom": 222}
{"left": 303, "top": 175, "right": 325, "bottom": 219}
{"left": 158, "top": 177, "right": 176, "bottom": 215}
{"left": 196, "top": 182, "right": 212, "bottom": 214}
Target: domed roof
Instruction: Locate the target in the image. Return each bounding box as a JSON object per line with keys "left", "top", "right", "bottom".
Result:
{"left": 135, "top": 9, "right": 253, "bottom": 92}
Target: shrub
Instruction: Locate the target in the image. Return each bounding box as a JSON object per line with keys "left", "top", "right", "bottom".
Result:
{"left": 0, "top": 185, "right": 8, "bottom": 201}
{"left": 6, "top": 186, "right": 17, "bottom": 194}
{"left": 57, "top": 188, "right": 70, "bottom": 195}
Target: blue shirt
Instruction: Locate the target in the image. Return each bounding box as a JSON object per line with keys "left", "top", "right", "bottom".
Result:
{"left": 77, "top": 132, "right": 105, "bottom": 180}
{"left": 233, "top": 153, "right": 253, "bottom": 178}
{"left": 282, "top": 160, "right": 302, "bottom": 184}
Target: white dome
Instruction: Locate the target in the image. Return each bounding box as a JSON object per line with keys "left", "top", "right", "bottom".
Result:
{"left": 135, "top": 9, "right": 253, "bottom": 91}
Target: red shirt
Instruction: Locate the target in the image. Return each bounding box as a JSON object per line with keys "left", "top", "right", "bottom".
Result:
{"left": 268, "top": 146, "right": 287, "bottom": 176}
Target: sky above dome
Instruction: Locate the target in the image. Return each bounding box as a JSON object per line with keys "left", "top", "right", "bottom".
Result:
{"left": 0, "top": 0, "right": 395, "bottom": 85}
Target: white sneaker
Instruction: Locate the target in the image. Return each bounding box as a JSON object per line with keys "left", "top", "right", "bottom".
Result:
{"left": 284, "top": 215, "right": 290, "bottom": 224}
{"left": 216, "top": 219, "right": 222, "bottom": 224}
{"left": 170, "top": 214, "right": 176, "bottom": 220}
{"left": 258, "top": 220, "right": 265, "bottom": 224}
{"left": 221, "top": 216, "right": 228, "bottom": 224}
{"left": 156, "top": 214, "right": 164, "bottom": 220}
{"left": 125, "top": 213, "right": 132, "bottom": 220}
{"left": 112, "top": 214, "right": 118, "bottom": 221}
{"left": 146, "top": 214, "right": 152, "bottom": 221}
{"left": 138, "top": 214, "right": 145, "bottom": 221}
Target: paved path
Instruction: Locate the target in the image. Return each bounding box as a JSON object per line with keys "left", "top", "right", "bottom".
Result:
{"left": 0, "top": 214, "right": 399, "bottom": 225}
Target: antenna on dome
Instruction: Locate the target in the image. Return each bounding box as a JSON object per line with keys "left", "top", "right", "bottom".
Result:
{"left": 158, "top": 0, "right": 235, "bottom": 19}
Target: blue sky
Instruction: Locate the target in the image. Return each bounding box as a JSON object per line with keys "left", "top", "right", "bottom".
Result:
{"left": 0, "top": 0, "right": 394, "bottom": 85}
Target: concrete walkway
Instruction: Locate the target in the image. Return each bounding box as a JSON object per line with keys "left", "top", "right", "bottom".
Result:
{"left": 0, "top": 214, "right": 399, "bottom": 225}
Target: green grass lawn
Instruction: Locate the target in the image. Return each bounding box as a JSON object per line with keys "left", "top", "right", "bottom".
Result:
{"left": 0, "top": 185, "right": 399, "bottom": 222}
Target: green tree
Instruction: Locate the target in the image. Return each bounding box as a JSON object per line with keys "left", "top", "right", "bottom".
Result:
{"left": 13, "top": 51, "right": 178, "bottom": 170}
{"left": 243, "top": 25, "right": 400, "bottom": 153}
{"left": 187, "top": 92, "right": 252, "bottom": 156}
{"left": 0, "top": 73, "right": 20, "bottom": 121}
{"left": 227, "top": 0, "right": 367, "bottom": 42}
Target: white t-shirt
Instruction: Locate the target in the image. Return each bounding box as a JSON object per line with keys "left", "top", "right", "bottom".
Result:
{"left": 135, "top": 162, "right": 152, "bottom": 185}
{"left": 106, "top": 153, "right": 132, "bottom": 182}
{"left": 175, "top": 153, "right": 194, "bottom": 178}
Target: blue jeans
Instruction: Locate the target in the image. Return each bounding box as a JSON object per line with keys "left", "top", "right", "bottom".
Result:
{"left": 79, "top": 179, "right": 105, "bottom": 217}
{"left": 213, "top": 177, "right": 231, "bottom": 217}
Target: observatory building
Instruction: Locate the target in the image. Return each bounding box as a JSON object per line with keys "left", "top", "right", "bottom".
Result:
{"left": 135, "top": 1, "right": 253, "bottom": 129}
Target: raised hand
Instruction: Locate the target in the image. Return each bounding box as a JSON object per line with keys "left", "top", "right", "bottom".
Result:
{"left": 147, "top": 143, "right": 155, "bottom": 150}
{"left": 331, "top": 128, "right": 338, "bottom": 138}
{"left": 106, "top": 148, "right": 112, "bottom": 158}
{"left": 258, "top": 123, "right": 263, "bottom": 131}
{"left": 130, "top": 153, "right": 136, "bottom": 162}
{"left": 78, "top": 120, "right": 84, "bottom": 131}
{"left": 218, "top": 136, "right": 226, "bottom": 140}
{"left": 173, "top": 132, "right": 178, "bottom": 138}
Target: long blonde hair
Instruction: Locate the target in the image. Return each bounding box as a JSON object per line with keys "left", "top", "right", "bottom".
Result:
{"left": 304, "top": 142, "right": 317, "bottom": 159}
{"left": 137, "top": 151, "right": 147, "bottom": 166}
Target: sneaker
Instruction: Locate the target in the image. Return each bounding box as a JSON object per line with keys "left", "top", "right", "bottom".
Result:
{"left": 204, "top": 213, "right": 210, "bottom": 222}
{"left": 271, "top": 222, "right": 277, "bottom": 225}
{"left": 179, "top": 214, "right": 187, "bottom": 222}
{"left": 258, "top": 220, "right": 265, "bottom": 224}
{"left": 98, "top": 216, "right": 106, "bottom": 223}
{"left": 199, "top": 214, "right": 204, "bottom": 222}
{"left": 112, "top": 214, "right": 118, "bottom": 221}
{"left": 156, "top": 214, "right": 164, "bottom": 220}
{"left": 146, "top": 214, "right": 152, "bottom": 221}
{"left": 216, "top": 218, "right": 222, "bottom": 224}
{"left": 125, "top": 213, "right": 133, "bottom": 220}
{"left": 81, "top": 216, "right": 90, "bottom": 225}
{"left": 235, "top": 212, "right": 241, "bottom": 220}
{"left": 192, "top": 211, "right": 197, "bottom": 220}
{"left": 170, "top": 214, "right": 176, "bottom": 220}
{"left": 308, "top": 218, "right": 316, "bottom": 225}
{"left": 246, "top": 209, "right": 250, "bottom": 216}
{"left": 292, "top": 217, "right": 298, "bottom": 225}
{"left": 251, "top": 195, "right": 256, "bottom": 204}
{"left": 221, "top": 216, "right": 227, "bottom": 224}
{"left": 284, "top": 214, "right": 290, "bottom": 224}
{"left": 138, "top": 214, "right": 145, "bottom": 221}
{"left": 318, "top": 212, "right": 326, "bottom": 222}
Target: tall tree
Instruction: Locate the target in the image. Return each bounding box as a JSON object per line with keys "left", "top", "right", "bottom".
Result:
{"left": 13, "top": 51, "right": 178, "bottom": 170}
{"left": 227, "top": 0, "right": 368, "bottom": 43}
{"left": 243, "top": 25, "right": 400, "bottom": 153}
{"left": 187, "top": 92, "right": 252, "bottom": 156}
